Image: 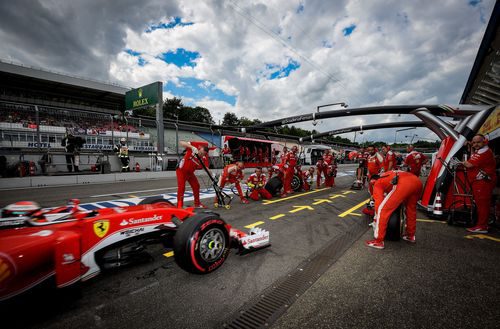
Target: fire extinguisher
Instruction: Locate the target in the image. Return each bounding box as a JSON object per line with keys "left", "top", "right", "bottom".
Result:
{"left": 29, "top": 161, "right": 36, "bottom": 176}
{"left": 135, "top": 162, "right": 140, "bottom": 172}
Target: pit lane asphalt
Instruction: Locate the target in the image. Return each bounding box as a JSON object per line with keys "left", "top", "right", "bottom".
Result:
{"left": 2, "top": 165, "right": 499, "bottom": 329}
{"left": 2, "top": 165, "right": 367, "bottom": 329}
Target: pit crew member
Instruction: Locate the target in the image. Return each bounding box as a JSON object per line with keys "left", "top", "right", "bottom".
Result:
{"left": 461, "top": 134, "right": 497, "bottom": 233}
{"left": 282, "top": 146, "right": 298, "bottom": 196}
{"left": 355, "top": 147, "right": 369, "bottom": 184}
{"left": 365, "top": 170, "right": 423, "bottom": 249}
{"left": 382, "top": 145, "right": 395, "bottom": 172}
{"left": 218, "top": 161, "right": 249, "bottom": 204}
{"left": 323, "top": 149, "right": 336, "bottom": 188}
{"left": 404, "top": 145, "right": 428, "bottom": 176}
{"left": 303, "top": 166, "right": 316, "bottom": 191}
{"left": 366, "top": 145, "right": 384, "bottom": 194}
{"left": 176, "top": 141, "right": 210, "bottom": 209}
{"left": 246, "top": 167, "right": 272, "bottom": 201}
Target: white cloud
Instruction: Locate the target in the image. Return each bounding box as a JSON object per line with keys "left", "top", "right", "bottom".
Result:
{"left": 0, "top": 0, "right": 495, "bottom": 143}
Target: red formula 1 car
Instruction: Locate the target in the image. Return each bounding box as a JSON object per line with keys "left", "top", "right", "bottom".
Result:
{"left": 0, "top": 198, "right": 270, "bottom": 301}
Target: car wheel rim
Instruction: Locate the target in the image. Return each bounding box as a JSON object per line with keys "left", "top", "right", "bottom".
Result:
{"left": 199, "top": 228, "right": 225, "bottom": 262}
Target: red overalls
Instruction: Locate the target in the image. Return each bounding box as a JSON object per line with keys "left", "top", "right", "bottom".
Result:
{"left": 466, "top": 146, "right": 497, "bottom": 229}
{"left": 176, "top": 148, "right": 209, "bottom": 208}
{"left": 303, "top": 170, "right": 314, "bottom": 191}
{"left": 372, "top": 171, "right": 423, "bottom": 242}
{"left": 218, "top": 164, "right": 246, "bottom": 201}
{"left": 405, "top": 151, "right": 427, "bottom": 176}
{"left": 383, "top": 150, "right": 396, "bottom": 172}
{"left": 367, "top": 152, "right": 383, "bottom": 194}
{"left": 283, "top": 151, "right": 297, "bottom": 194}
{"left": 247, "top": 173, "right": 272, "bottom": 200}
{"left": 323, "top": 154, "right": 336, "bottom": 187}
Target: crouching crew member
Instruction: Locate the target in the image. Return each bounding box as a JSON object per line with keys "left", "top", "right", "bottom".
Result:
{"left": 247, "top": 167, "right": 272, "bottom": 201}
{"left": 365, "top": 171, "right": 423, "bottom": 250}
{"left": 461, "top": 134, "right": 497, "bottom": 233}
{"left": 303, "top": 167, "right": 316, "bottom": 191}
{"left": 176, "top": 141, "right": 210, "bottom": 209}
{"left": 218, "top": 161, "right": 249, "bottom": 204}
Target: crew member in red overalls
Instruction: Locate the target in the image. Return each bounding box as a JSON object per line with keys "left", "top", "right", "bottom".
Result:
{"left": 282, "top": 146, "right": 298, "bottom": 196}
{"left": 316, "top": 158, "right": 325, "bottom": 188}
{"left": 303, "top": 167, "right": 316, "bottom": 191}
{"left": 323, "top": 149, "right": 336, "bottom": 188}
{"left": 366, "top": 145, "right": 384, "bottom": 194}
{"left": 365, "top": 170, "right": 423, "bottom": 249}
{"left": 382, "top": 145, "right": 395, "bottom": 172}
{"left": 404, "top": 145, "right": 428, "bottom": 176}
{"left": 217, "top": 161, "right": 249, "bottom": 204}
{"left": 176, "top": 141, "right": 210, "bottom": 208}
{"left": 247, "top": 167, "right": 272, "bottom": 201}
{"left": 462, "top": 134, "right": 497, "bottom": 233}
{"left": 356, "top": 147, "right": 369, "bottom": 185}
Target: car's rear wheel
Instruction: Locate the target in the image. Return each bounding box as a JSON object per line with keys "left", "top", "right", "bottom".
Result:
{"left": 173, "top": 213, "right": 230, "bottom": 274}
{"left": 386, "top": 206, "right": 405, "bottom": 241}
{"left": 291, "top": 174, "right": 302, "bottom": 192}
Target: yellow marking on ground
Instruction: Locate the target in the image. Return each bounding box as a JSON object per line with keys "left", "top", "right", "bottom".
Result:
{"left": 329, "top": 194, "right": 347, "bottom": 199}
{"left": 350, "top": 212, "right": 362, "bottom": 217}
{"left": 289, "top": 205, "right": 314, "bottom": 213}
{"left": 163, "top": 251, "right": 174, "bottom": 258}
{"left": 417, "top": 218, "right": 446, "bottom": 224}
{"left": 464, "top": 234, "right": 500, "bottom": 243}
{"left": 129, "top": 195, "right": 138, "bottom": 198}
{"left": 312, "top": 199, "right": 332, "bottom": 205}
{"left": 262, "top": 188, "right": 328, "bottom": 205}
{"left": 338, "top": 198, "right": 371, "bottom": 217}
{"left": 342, "top": 191, "right": 355, "bottom": 195}
{"left": 245, "top": 221, "right": 265, "bottom": 229}
{"left": 270, "top": 214, "right": 286, "bottom": 220}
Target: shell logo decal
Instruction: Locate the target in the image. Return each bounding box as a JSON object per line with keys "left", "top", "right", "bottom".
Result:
{"left": 93, "top": 220, "right": 110, "bottom": 238}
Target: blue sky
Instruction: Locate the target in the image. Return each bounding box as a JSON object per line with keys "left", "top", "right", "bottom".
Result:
{"left": 165, "top": 77, "right": 237, "bottom": 106}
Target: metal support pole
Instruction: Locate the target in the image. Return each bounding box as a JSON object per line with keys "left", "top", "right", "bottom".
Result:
{"left": 35, "top": 105, "right": 40, "bottom": 150}
{"left": 156, "top": 82, "right": 164, "bottom": 156}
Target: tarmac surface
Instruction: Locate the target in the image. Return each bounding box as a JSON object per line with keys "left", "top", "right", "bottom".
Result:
{"left": 1, "top": 164, "right": 499, "bottom": 329}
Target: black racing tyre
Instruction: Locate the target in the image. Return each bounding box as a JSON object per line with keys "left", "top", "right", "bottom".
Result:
{"left": 265, "top": 176, "right": 283, "bottom": 196}
{"left": 139, "top": 197, "right": 175, "bottom": 207}
{"left": 173, "top": 213, "right": 230, "bottom": 274}
{"left": 386, "top": 206, "right": 404, "bottom": 241}
{"left": 291, "top": 174, "right": 302, "bottom": 192}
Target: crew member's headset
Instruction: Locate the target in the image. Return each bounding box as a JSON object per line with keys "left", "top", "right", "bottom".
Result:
{"left": 370, "top": 171, "right": 399, "bottom": 185}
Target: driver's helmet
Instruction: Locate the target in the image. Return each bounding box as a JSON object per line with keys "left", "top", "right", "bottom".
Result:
{"left": 120, "top": 137, "right": 126, "bottom": 145}
{"left": 2, "top": 201, "right": 41, "bottom": 218}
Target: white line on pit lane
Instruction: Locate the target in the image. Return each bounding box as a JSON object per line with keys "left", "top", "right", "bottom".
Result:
{"left": 91, "top": 186, "right": 178, "bottom": 197}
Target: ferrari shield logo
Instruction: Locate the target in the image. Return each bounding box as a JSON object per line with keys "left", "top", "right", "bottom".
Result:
{"left": 93, "top": 220, "right": 110, "bottom": 238}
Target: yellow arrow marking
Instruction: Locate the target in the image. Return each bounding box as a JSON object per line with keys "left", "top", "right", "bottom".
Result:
{"left": 163, "top": 251, "right": 174, "bottom": 258}
{"left": 270, "top": 214, "right": 285, "bottom": 220}
{"left": 289, "top": 205, "right": 314, "bottom": 213}
{"left": 245, "top": 221, "right": 265, "bottom": 229}
{"left": 312, "top": 199, "right": 332, "bottom": 205}
{"left": 262, "top": 188, "right": 329, "bottom": 205}
{"left": 338, "top": 198, "right": 371, "bottom": 217}
{"left": 464, "top": 234, "right": 500, "bottom": 243}
{"left": 342, "top": 191, "right": 355, "bottom": 195}
{"left": 417, "top": 218, "right": 446, "bottom": 224}
{"left": 329, "top": 194, "right": 346, "bottom": 199}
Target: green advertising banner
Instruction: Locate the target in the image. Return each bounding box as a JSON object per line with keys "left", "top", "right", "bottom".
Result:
{"left": 125, "top": 82, "right": 161, "bottom": 110}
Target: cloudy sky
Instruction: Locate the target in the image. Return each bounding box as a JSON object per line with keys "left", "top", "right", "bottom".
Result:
{"left": 0, "top": 0, "right": 495, "bottom": 143}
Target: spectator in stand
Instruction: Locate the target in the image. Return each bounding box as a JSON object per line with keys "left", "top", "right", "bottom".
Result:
{"left": 404, "top": 145, "right": 428, "bottom": 176}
